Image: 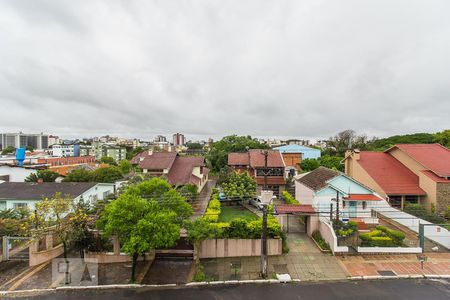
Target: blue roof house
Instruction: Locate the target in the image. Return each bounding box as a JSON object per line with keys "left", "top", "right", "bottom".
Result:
{"left": 274, "top": 145, "right": 321, "bottom": 160}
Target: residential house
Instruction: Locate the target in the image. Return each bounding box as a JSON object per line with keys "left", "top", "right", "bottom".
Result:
{"left": 0, "top": 182, "right": 115, "bottom": 211}
{"left": 344, "top": 144, "right": 450, "bottom": 213}
{"left": 131, "top": 150, "right": 209, "bottom": 191}
{"left": 295, "top": 167, "right": 382, "bottom": 224}
{"left": 228, "top": 149, "right": 286, "bottom": 197}
{"left": 273, "top": 145, "right": 321, "bottom": 176}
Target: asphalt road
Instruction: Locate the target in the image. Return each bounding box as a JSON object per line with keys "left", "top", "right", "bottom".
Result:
{"left": 5, "top": 279, "right": 450, "bottom": 300}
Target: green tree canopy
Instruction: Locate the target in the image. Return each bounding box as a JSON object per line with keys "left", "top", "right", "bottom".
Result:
{"left": 221, "top": 171, "right": 257, "bottom": 200}
{"left": 63, "top": 169, "right": 92, "bottom": 182}
{"left": 25, "top": 170, "right": 60, "bottom": 183}
{"left": 100, "top": 156, "right": 116, "bottom": 165}
{"left": 90, "top": 166, "right": 123, "bottom": 183}
{"left": 433, "top": 130, "right": 450, "bottom": 147}
{"left": 25, "top": 145, "right": 34, "bottom": 152}
{"left": 118, "top": 160, "right": 133, "bottom": 174}
{"left": 186, "top": 142, "right": 203, "bottom": 150}
{"left": 206, "top": 135, "right": 268, "bottom": 172}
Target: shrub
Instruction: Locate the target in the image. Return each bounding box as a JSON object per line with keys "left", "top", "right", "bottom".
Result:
{"left": 282, "top": 191, "right": 299, "bottom": 204}
{"left": 194, "top": 264, "right": 206, "bottom": 282}
{"left": 404, "top": 203, "right": 446, "bottom": 224}
{"left": 203, "top": 198, "right": 221, "bottom": 222}
{"left": 370, "top": 237, "right": 395, "bottom": 247}
{"left": 360, "top": 227, "right": 405, "bottom": 247}
{"left": 312, "top": 230, "right": 330, "bottom": 251}
{"left": 334, "top": 220, "right": 357, "bottom": 237}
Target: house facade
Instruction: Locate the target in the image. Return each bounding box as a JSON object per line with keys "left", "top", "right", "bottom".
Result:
{"left": 228, "top": 149, "right": 286, "bottom": 197}
{"left": 344, "top": 144, "right": 450, "bottom": 213}
{"left": 131, "top": 150, "right": 209, "bottom": 191}
{"left": 295, "top": 167, "right": 381, "bottom": 223}
{"left": 0, "top": 182, "right": 115, "bottom": 211}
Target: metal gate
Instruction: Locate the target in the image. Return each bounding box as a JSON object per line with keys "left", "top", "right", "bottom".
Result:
{"left": 1, "top": 236, "right": 31, "bottom": 262}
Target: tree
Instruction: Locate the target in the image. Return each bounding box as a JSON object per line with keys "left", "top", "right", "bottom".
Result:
{"left": 319, "top": 155, "right": 344, "bottom": 171}
{"left": 70, "top": 197, "right": 95, "bottom": 259}
{"left": 0, "top": 208, "right": 30, "bottom": 237}
{"left": 97, "top": 194, "right": 180, "bottom": 282}
{"left": 185, "top": 218, "right": 223, "bottom": 263}
{"left": 25, "top": 170, "right": 60, "bottom": 183}
{"left": 25, "top": 145, "right": 34, "bottom": 152}
{"left": 63, "top": 169, "right": 92, "bottom": 182}
{"left": 1, "top": 146, "right": 15, "bottom": 155}
{"left": 206, "top": 135, "right": 269, "bottom": 172}
{"left": 126, "top": 146, "right": 144, "bottom": 160}
{"left": 220, "top": 171, "right": 257, "bottom": 200}
{"left": 32, "top": 193, "right": 73, "bottom": 283}
{"left": 90, "top": 166, "right": 123, "bottom": 183}
{"left": 433, "top": 130, "right": 450, "bottom": 147}
{"left": 100, "top": 156, "right": 116, "bottom": 165}
{"left": 300, "top": 158, "right": 321, "bottom": 172}
{"left": 366, "top": 132, "right": 435, "bottom": 151}
{"left": 118, "top": 160, "right": 133, "bottom": 174}
{"left": 178, "top": 184, "right": 198, "bottom": 202}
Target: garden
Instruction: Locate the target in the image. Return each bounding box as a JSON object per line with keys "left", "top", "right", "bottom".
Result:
{"left": 359, "top": 226, "right": 406, "bottom": 247}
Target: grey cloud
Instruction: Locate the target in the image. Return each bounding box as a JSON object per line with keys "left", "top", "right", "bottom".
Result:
{"left": 0, "top": 0, "right": 449, "bottom": 141}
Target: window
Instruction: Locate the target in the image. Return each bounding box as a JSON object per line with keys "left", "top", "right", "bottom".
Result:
{"left": 362, "top": 201, "right": 367, "bottom": 210}
{"left": 0, "top": 201, "right": 6, "bottom": 211}
{"left": 256, "top": 168, "right": 283, "bottom": 176}
{"left": 342, "top": 201, "right": 346, "bottom": 208}
{"left": 13, "top": 203, "right": 28, "bottom": 209}
{"left": 389, "top": 196, "right": 402, "bottom": 208}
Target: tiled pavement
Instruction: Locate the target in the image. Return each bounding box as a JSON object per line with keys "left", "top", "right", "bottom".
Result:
{"left": 201, "top": 233, "right": 348, "bottom": 281}
{"left": 339, "top": 253, "right": 450, "bottom": 277}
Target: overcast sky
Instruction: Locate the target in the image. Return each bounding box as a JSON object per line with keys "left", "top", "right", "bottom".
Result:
{"left": 1, "top": 0, "right": 449, "bottom": 141}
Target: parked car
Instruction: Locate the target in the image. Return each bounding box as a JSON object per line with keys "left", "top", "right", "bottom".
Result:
{"left": 249, "top": 197, "right": 264, "bottom": 210}
{"left": 218, "top": 192, "right": 227, "bottom": 201}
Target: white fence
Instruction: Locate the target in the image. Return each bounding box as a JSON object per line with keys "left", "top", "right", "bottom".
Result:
{"left": 357, "top": 247, "right": 423, "bottom": 254}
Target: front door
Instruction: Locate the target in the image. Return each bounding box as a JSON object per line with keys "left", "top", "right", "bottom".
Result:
{"left": 348, "top": 201, "right": 357, "bottom": 218}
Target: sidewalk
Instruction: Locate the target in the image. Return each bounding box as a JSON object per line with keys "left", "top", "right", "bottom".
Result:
{"left": 339, "top": 253, "right": 450, "bottom": 277}
{"left": 201, "top": 233, "right": 348, "bottom": 281}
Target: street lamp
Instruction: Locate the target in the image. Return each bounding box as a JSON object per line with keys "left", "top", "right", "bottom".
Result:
{"left": 260, "top": 191, "right": 273, "bottom": 279}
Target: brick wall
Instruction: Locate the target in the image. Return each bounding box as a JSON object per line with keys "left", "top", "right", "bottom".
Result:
{"left": 436, "top": 182, "right": 450, "bottom": 214}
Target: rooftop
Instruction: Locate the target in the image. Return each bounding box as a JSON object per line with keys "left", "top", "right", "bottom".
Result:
{"left": 167, "top": 156, "right": 205, "bottom": 186}
{"left": 296, "top": 167, "right": 340, "bottom": 191}
{"left": 0, "top": 182, "right": 98, "bottom": 200}
{"left": 228, "top": 150, "right": 285, "bottom": 168}
{"left": 388, "top": 144, "right": 450, "bottom": 177}
{"left": 358, "top": 152, "right": 426, "bottom": 195}
{"left": 273, "top": 145, "right": 320, "bottom": 154}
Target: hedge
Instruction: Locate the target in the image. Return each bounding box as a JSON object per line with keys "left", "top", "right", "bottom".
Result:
{"left": 203, "top": 195, "right": 221, "bottom": 222}
{"left": 359, "top": 226, "right": 405, "bottom": 247}
{"left": 312, "top": 230, "right": 330, "bottom": 251}
{"left": 282, "top": 191, "right": 299, "bottom": 204}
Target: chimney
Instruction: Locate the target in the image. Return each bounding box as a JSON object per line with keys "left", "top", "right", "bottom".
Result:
{"left": 37, "top": 178, "right": 44, "bottom": 184}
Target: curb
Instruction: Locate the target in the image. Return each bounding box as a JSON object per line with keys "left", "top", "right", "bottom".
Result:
{"left": 2, "top": 275, "right": 449, "bottom": 296}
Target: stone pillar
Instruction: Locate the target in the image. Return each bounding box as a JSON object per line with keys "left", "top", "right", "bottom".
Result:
{"left": 113, "top": 236, "right": 120, "bottom": 255}
{"left": 45, "top": 234, "right": 53, "bottom": 250}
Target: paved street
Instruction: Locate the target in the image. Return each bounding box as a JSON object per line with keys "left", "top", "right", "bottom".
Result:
{"left": 5, "top": 279, "right": 449, "bottom": 300}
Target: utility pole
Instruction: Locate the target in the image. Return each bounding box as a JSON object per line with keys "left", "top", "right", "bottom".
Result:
{"left": 335, "top": 191, "right": 340, "bottom": 222}
{"left": 261, "top": 149, "right": 269, "bottom": 279}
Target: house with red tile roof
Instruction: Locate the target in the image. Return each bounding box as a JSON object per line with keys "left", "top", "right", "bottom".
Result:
{"left": 344, "top": 144, "right": 450, "bottom": 213}
{"left": 228, "top": 149, "right": 286, "bottom": 197}
{"left": 131, "top": 150, "right": 209, "bottom": 191}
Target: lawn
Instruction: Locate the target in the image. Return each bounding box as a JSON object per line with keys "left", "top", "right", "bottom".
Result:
{"left": 218, "top": 206, "right": 259, "bottom": 222}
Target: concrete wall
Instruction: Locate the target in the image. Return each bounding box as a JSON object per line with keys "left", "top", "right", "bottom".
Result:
{"left": 84, "top": 251, "right": 154, "bottom": 264}
{"left": 436, "top": 182, "right": 450, "bottom": 214}
{"left": 357, "top": 247, "right": 422, "bottom": 254}
{"left": 418, "top": 171, "right": 436, "bottom": 209}
{"left": 198, "top": 239, "right": 282, "bottom": 258}
{"left": 317, "top": 218, "right": 348, "bottom": 254}
{"left": 295, "top": 182, "right": 314, "bottom": 205}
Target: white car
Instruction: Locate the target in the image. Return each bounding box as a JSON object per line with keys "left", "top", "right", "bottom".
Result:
{"left": 249, "top": 197, "right": 264, "bottom": 210}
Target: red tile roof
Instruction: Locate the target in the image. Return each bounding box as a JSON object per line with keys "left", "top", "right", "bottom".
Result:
{"left": 228, "top": 150, "right": 285, "bottom": 168}
{"left": 228, "top": 153, "right": 250, "bottom": 166}
{"left": 358, "top": 152, "right": 426, "bottom": 195}
{"left": 167, "top": 156, "right": 205, "bottom": 186}
{"left": 343, "top": 194, "right": 382, "bottom": 201}
{"left": 275, "top": 204, "right": 315, "bottom": 214}
{"left": 421, "top": 170, "right": 450, "bottom": 183}
{"left": 135, "top": 152, "right": 177, "bottom": 170}
{"left": 248, "top": 149, "right": 285, "bottom": 168}
{"left": 388, "top": 144, "right": 450, "bottom": 177}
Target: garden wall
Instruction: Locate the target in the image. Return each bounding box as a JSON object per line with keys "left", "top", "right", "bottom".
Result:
{"left": 198, "top": 239, "right": 282, "bottom": 258}
{"left": 29, "top": 244, "right": 64, "bottom": 266}
{"left": 357, "top": 247, "right": 422, "bottom": 254}
{"left": 318, "top": 217, "right": 348, "bottom": 254}
{"left": 84, "top": 251, "right": 154, "bottom": 264}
